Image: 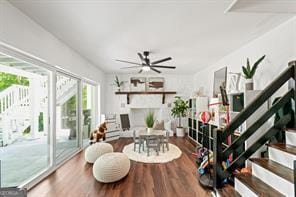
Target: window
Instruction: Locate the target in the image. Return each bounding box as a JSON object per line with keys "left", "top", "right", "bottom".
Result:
{"left": 0, "top": 45, "right": 98, "bottom": 189}
{"left": 55, "top": 73, "right": 80, "bottom": 160}
{"left": 0, "top": 53, "right": 50, "bottom": 187}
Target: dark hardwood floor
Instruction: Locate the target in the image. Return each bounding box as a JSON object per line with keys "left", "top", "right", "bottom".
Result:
{"left": 29, "top": 137, "right": 212, "bottom": 197}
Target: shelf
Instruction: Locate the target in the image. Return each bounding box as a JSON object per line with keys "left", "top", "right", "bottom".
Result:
{"left": 115, "top": 91, "right": 177, "bottom": 104}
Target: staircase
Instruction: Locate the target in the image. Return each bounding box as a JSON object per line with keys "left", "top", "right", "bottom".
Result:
{"left": 0, "top": 77, "right": 77, "bottom": 146}
{"left": 213, "top": 61, "right": 296, "bottom": 197}
{"left": 234, "top": 129, "right": 295, "bottom": 197}
{"left": 0, "top": 85, "right": 30, "bottom": 146}
{"left": 56, "top": 75, "right": 77, "bottom": 105}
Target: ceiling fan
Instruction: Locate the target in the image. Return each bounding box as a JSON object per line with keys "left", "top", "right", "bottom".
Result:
{"left": 116, "top": 51, "right": 175, "bottom": 73}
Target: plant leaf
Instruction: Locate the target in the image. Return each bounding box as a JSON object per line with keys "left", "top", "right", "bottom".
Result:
{"left": 242, "top": 66, "right": 251, "bottom": 78}
{"left": 250, "top": 55, "right": 265, "bottom": 78}
{"left": 246, "top": 58, "right": 251, "bottom": 72}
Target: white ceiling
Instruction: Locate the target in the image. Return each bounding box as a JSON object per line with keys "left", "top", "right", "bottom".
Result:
{"left": 9, "top": 0, "right": 294, "bottom": 74}
{"left": 227, "top": 0, "right": 296, "bottom": 13}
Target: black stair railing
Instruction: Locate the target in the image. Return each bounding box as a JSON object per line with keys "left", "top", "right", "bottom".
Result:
{"left": 213, "top": 61, "right": 296, "bottom": 188}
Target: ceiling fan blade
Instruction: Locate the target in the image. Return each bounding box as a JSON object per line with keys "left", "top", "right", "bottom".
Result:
{"left": 151, "top": 57, "right": 172, "bottom": 65}
{"left": 120, "top": 66, "right": 142, "bottom": 69}
{"left": 137, "top": 53, "right": 144, "bottom": 62}
{"left": 150, "top": 65, "right": 176, "bottom": 69}
{"left": 138, "top": 69, "right": 143, "bottom": 73}
{"left": 150, "top": 67, "right": 161, "bottom": 73}
{"left": 116, "top": 59, "right": 142, "bottom": 66}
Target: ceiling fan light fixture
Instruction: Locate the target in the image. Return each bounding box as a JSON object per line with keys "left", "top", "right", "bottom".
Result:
{"left": 142, "top": 65, "right": 150, "bottom": 71}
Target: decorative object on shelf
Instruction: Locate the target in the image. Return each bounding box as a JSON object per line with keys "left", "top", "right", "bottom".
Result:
{"left": 196, "top": 96, "right": 209, "bottom": 117}
{"left": 194, "top": 87, "right": 206, "bottom": 97}
{"left": 145, "top": 112, "right": 155, "bottom": 133}
{"left": 115, "top": 91, "right": 176, "bottom": 104}
{"left": 228, "top": 72, "right": 241, "bottom": 93}
{"left": 213, "top": 67, "right": 227, "bottom": 97}
{"left": 199, "top": 111, "right": 211, "bottom": 124}
{"left": 209, "top": 98, "right": 219, "bottom": 125}
{"left": 112, "top": 75, "right": 124, "bottom": 92}
{"left": 130, "top": 77, "right": 146, "bottom": 91}
{"left": 171, "top": 96, "right": 189, "bottom": 137}
{"left": 147, "top": 77, "right": 164, "bottom": 91}
{"left": 242, "top": 55, "right": 266, "bottom": 91}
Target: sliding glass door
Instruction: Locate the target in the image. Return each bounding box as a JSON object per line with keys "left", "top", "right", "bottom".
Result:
{"left": 82, "top": 82, "right": 96, "bottom": 147}
{"left": 0, "top": 45, "right": 99, "bottom": 189}
{"left": 0, "top": 53, "right": 50, "bottom": 187}
{"left": 55, "top": 73, "right": 79, "bottom": 161}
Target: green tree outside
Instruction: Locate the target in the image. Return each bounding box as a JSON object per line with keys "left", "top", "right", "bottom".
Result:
{"left": 0, "top": 72, "right": 29, "bottom": 91}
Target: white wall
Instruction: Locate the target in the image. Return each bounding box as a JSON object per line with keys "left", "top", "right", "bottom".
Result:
{"left": 105, "top": 73, "right": 193, "bottom": 127}
{"left": 0, "top": 0, "right": 106, "bottom": 112}
{"left": 194, "top": 17, "right": 296, "bottom": 98}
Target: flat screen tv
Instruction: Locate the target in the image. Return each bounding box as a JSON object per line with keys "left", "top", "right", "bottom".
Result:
{"left": 213, "top": 67, "right": 227, "bottom": 98}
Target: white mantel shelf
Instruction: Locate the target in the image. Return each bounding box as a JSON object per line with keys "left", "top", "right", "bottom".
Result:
{"left": 115, "top": 91, "right": 177, "bottom": 104}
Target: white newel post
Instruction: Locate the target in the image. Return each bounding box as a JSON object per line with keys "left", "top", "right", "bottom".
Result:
{"left": 29, "top": 78, "right": 39, "bottom": 138}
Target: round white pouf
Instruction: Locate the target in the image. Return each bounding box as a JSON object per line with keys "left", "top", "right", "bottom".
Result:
{"left": 93, "top": 152, "right": 130, "bottom": 183}
{"left": 85, "top": 142, "right": 113, "bottom": 163}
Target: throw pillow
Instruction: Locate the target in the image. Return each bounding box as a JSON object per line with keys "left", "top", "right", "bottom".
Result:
{"left": 153, "top": 120, "right": 164, "bottom": 130}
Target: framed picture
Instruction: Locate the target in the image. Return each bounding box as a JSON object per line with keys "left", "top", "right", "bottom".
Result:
{"left": 130, "top": 77, "right": 146, "bottom": 91}
{"left": 147, "top": 77, "right": 164, "bottom": 91}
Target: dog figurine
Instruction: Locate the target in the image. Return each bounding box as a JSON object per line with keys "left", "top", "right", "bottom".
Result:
{"left": 90, "top": 122, "right": 107, "bottom": 144}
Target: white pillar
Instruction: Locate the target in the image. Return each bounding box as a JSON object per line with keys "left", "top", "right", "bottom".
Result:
{"left": 43, "top": 79, "right": 49, "bottom": 136}
{"left": 86, "top": 85, "right": 92, "bottom": 109}
{"left": 56, "top": 105, "right": 62, "bottom": 137}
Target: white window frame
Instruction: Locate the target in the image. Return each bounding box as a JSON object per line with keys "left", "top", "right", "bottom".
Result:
{"left": 0, "top": 43, "right": 99, "bottom": 190}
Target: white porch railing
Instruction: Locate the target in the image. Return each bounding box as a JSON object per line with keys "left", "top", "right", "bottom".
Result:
{"left": 0, "top": 77, "right": 77, "bottom": 146}
{"left": 0, "top": 85, "right": 29, "bottom": 115}
{"left": 56, "top": 76, "right": 77, "bottom": 105}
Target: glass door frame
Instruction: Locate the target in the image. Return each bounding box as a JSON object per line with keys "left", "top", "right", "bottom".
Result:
{"left": 0, "top": 43, "right": 99, "bottom": 190}
{"left": 55, "top": 71, "right": 81, "bottom": 164}
{"left": 81, "top": 80, "right": 98, "bottom": 148}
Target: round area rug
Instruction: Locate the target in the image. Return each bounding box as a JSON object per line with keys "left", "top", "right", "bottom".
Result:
{"left": 122, "top": 143, "right": 182, "bottom": 163}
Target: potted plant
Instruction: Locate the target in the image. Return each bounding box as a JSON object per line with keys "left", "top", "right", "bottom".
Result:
{"left": 171, "top": 96, "right": 189, "bottom": 137}
{"left": 145, "top": 112, "right": 155, "bottom": 133}
{"left": 112, "top": 75, "right": 124, "bottom": 92}
{"left": 242, "top": 55, "right": 265, "bottom": 91}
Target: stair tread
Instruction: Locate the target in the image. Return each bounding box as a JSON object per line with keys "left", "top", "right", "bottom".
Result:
{"left": 235, "top": 173, "right": 284, "bottom": 197}
{"left": 217, "top": 184, "right": 241, "bottom": 197}
{"left": 268, "top": 143, "right": 296, "bottom": 155}
{"left": 285, "top": 128, "right": 296, "bottom": 133}
{"left": 249, "top": 158, "right": 294, "bottom": 183}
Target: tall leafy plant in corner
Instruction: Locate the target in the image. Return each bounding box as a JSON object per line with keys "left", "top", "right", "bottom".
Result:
{"left": 171, "top": 96, "right": 189, "bottom": 128}
{"left": 242, "top": 55, "right": 266, "bottom": 79}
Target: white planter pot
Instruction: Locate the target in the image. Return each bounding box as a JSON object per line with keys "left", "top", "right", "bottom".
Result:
{"left": 176, "top": 127, "right": 185, "bottom": 137}
{"left": 147, "top": 128, "right": 153, "bottom": 134}
{"left": 245, "top": 78, "right": 254, "bottom": 91}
